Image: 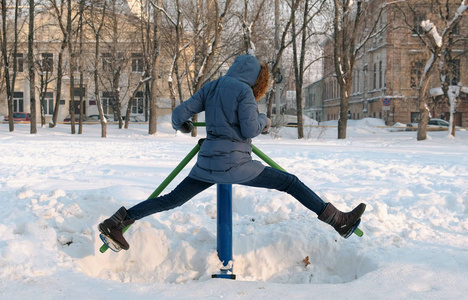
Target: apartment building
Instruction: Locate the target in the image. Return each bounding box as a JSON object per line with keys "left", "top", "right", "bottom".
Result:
{"left": 0, "top": 6, "right": 173, "bottom": 123}
{"left": 315, "top": 0, "right": 468, "bottom": 126}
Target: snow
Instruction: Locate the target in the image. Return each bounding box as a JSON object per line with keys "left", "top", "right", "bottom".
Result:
{"left": 421, "top": 20, "right": 442, "bottom": 47}
{"left": 458, "top": 1, "right": 468, "bottom": 15}
{"left": 1, "top": 116, "right": 467, "bottom": 299}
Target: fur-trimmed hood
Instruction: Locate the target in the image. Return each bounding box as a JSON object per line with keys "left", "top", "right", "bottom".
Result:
{"left": 226, "top": 55, "right": 261, "bottom": 87}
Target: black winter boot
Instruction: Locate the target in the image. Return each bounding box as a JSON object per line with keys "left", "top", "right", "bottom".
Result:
{"left": 98, "top": 206, "right": 135, "bottom": 250}
{"left": 318, "top": 203, "right": 366, "bottom": 238}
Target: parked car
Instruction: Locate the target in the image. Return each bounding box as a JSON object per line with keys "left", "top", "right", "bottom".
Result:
{"left": 122, "top": 116, "right": 144, "bottom": 122}
{"left": 406, "top": 118, "right": 465, "bottom": 131}
{"left": 427, "top": 118, "right": 450, "bottom": 127}
{"left": 4, "top": 112, "right": 31, "bottom": 122}
{"left": 87, "top": 114, "right": 108, "bottom": 121}
{"left": 63, "top": 115, "right": 88, "bottom": 122}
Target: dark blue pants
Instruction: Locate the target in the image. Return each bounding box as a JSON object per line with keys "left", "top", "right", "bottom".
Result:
{"left": 126, "top": 167, "right": 326, "bottom": 220}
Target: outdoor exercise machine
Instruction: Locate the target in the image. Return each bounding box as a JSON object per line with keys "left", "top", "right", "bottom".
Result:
{"left": 99, "top": 122, "right": 364, "bottom": 279}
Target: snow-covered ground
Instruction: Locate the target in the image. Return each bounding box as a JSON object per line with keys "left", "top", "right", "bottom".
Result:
{"left": 0, "top": 117, "right": 467, "bottom": 299}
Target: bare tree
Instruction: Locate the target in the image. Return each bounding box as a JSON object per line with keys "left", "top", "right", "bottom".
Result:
{"left": 48, "top": 0, "right": 69, "bottom": 128}
{"left": 425, "top": 1, "right": 467, "bottom": 138}
{"left": 291, "top": 0, "right": 326, "bottom": 139}
{"left": 37, "top": 65, "right": 51, "bottom": 127}
{"left": 86, "top": 0, "right": 108, "bottom": 137}
{"left": 394, "top": 0, "right": 468, "bottom": 140}
{"left": 153, "top": 0, "right": 183, "bottom": 112}
{"left": 97, "top": 0, "right": 137, "bottom": 129}
{"left": 332, "top": 0, "right": 384, "bottom": 139}
{"left": 76, "top": 0, "right": 86, "bottom": 134}
{"left": 266, "top": 0, "right": 295, "bottom": 121}
{"left": 123, "top": 0, "right": 163, "bottom": 130}
{"left": 66, "top": 0, "right": 79, "bottom": 134}
{"left": 240, "top": 0, "right": 268, "bottom": 54}
{"left": 28, "top": 0, "right": 37, "bottom": 134}
{"left": 49, "top": 0, "right": 80, "bottom": 130}
{"left": 148, "top": 0, "right": 161, "bottom": 135}
{"left": 185, "top": 0, "right": 232, "bottom": 137}
{"left": 1, "top": 0, "right": 20, "bottom": 132}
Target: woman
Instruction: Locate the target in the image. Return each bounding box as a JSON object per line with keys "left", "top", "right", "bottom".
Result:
{"left": 99, "top": 55, "right": 365, "bottom": 251}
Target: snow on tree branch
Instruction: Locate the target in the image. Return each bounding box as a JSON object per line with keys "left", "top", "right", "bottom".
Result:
{"left": 421, "top": 20, "right": 442, "bottom": 47}
{"left": 458, "top": 0, "right": 468, "bottom": 15}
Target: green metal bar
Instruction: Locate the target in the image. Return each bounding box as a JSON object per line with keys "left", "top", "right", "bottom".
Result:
{"left": 251, "top": 145, "right": 286, "bottom": 172}
{"left": 251, "top": 144, "right": 364, "bottom": 237}
{"left": 355, "top": 228, "right": 364, "bottom": 236}
{"left": 146, "top": 143, "right": 201, "bottom": 199}
{"left": 99, "top": 142, "right": 202, "bottom": 253}
{"left": 192, "top": 122, "right": 206, "bottom": 127}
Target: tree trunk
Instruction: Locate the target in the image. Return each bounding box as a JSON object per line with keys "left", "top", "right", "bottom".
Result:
{"left": 94, "top": 20, "right": 107, "bottom": 138}
{"left": 78, "top": 1, "right": 85, "bottom": 135}
{"left": 50, "top": 42, "right": 66, "bottom": 128}
{"left": 66, "top": 0, "right": 76, "bottom": 134}
{"left": 148, "top": 0, "right": 161, "bottom": 135}
{"left": 1, "top": 0, "right": 19, "bottom": 132}
{"left": 337, "top": 85, "right": 349, "bottom": 140}
{"left": 417, "top": 102, "right": 429, "bottom": 141}
{"left": 28, "top": 0, "right": 36, "bottom": 134}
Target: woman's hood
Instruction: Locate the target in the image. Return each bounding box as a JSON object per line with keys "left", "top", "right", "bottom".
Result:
{"left": 225, "top": 55, "right": 261, "bottom": 87}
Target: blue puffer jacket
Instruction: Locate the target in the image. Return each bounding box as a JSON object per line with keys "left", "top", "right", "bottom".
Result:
{"left": 172, "top": 55, "right": 268, "bottom": 184}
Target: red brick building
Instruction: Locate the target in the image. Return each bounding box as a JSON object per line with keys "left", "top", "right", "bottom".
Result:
{"left": 320, "top": 0, "right": 468, "bottom": 126}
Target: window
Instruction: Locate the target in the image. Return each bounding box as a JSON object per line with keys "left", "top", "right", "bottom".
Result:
{"left": 452, "top": 23, "right": 459, "bottom": 35}
{"left": 41, "top": 53, "right": 53, "bottom": 72}
{"left": 379, "top": 61, "right": 383, "bottom": 89}
{"left": 411, "top": 112, "right": 420, "bottom": 123}
{"left": 16, "top": 53, "right": 24, "bottom": 73}
{"left": 13, "top": 92, "right": 24, "bottom": 112}
{"left": 373, "top": 63, "right": 377, "bottom": 90}
{"left": 356, "top": 70, "right": 360, "bottom": 93}
{"left": 101, "top": 91, "right": 114, "bottom": 115}
{"left": 131, "top": 53, "right": 143, "bottom": 73}
{"left": 131, "top": 91, "right": 144, "bottom": 114}
{"left": 413, "top": 13, "right": 425, "bottom": 35}
{"left": 102, "top": 53, "right": 112, "bottom": 72}
{"left": 74, "top": 87, "right": 86, "bottom": 97}
{"left": 450, "top": 59, "right": 460, "bottom": 85}
{"left": 353, "top": 70, "right": 359, "bottom": 93}
{"left": 333, "top": 79, "right": 337, "bottom": 98}
{"left": 42, "top": 92, "right": 54, "bottom": 115}
{"left": 410, "top": 60, "right": 424, "bottom": 88}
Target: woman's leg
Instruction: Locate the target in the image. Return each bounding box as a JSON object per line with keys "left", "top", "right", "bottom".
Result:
{"left": 239, "top": 166, "right": 327, "bottom": 215}
{"left": 240, "top": 167, "right": 366, "bottom": 238}
{"left": 126, "top": 176, "right": 214, "bottom": 220}
{"left": 99, "top": 176, "right": 214, "bottom": 250}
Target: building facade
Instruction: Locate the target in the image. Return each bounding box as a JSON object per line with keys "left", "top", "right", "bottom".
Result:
{"left": 317, "top": 0, "right": 468, "bottom": 126}
{"left": 303, "top": 78, "right": 324, "bottom": 123}
{"left": 0, "top": 7, "right": 174, "bottom": 123}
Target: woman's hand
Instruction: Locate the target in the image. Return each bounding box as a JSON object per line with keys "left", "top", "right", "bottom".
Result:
{"left": 180, "top": 121, "right": 194, "bottom": 133}
{"left": 262, "top": 118, "right": 271, "bottom": 134}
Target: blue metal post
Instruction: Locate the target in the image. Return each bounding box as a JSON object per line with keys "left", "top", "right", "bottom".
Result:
{"left": 212, "top": 184, "right": 236, "bottom": 279}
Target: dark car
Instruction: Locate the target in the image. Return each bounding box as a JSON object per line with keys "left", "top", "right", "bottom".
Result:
{"left": 87, "top": 114, "right": 108, "bottom": 121}
{"left": 122, "top": 116, "right": 144, "bottom": 122}
{"left": 63, "top": 115, "right": 88, "bottom": 122}
{"left": 4, "top": 112, "right": 31, "bottom": 122}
